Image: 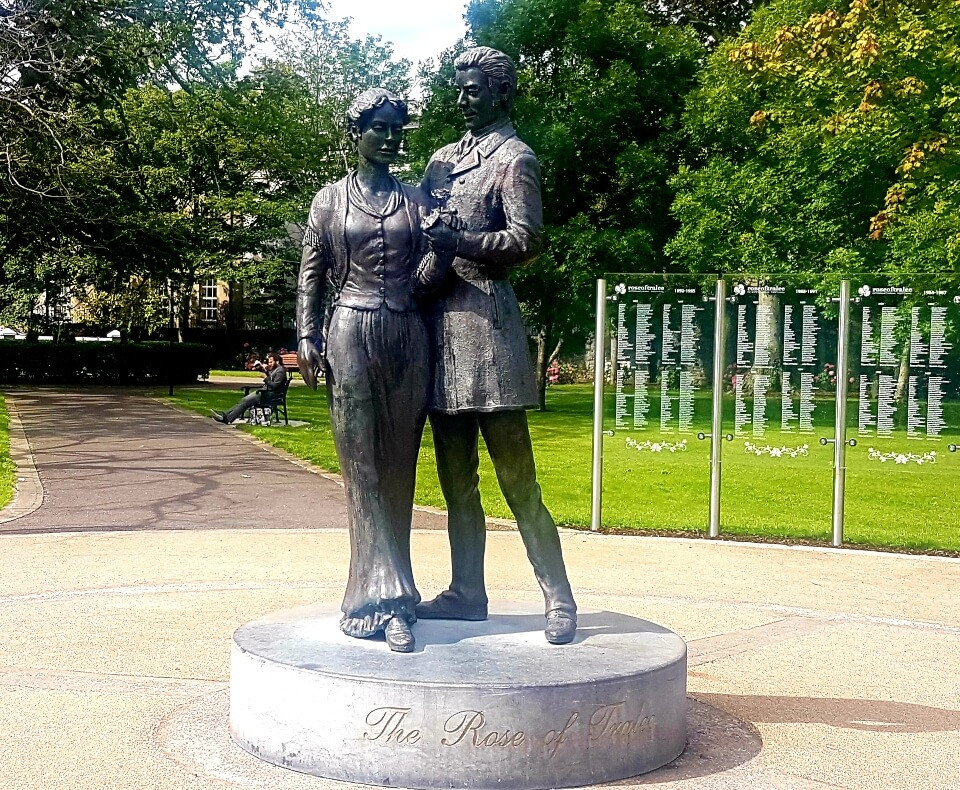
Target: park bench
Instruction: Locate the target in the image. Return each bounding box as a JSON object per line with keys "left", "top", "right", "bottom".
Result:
{"left": 243, "top": 354, "right": 298, "bottom": 425}
{"left": 242, "top": 351, "right": 318, "bottom": 425}
{"left": 244, "top": 376, "right": 290, "bottom": 425}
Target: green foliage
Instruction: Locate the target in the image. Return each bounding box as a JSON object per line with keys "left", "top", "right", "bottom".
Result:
{"left": 268, "top": 15, "right": 412, "bottom": 182}
{"left": 406, "top": 48, "right": 464, "bottom": 174}
{"left": 1, "top": 2, "right": 410, "bottom": 332}
{"left": 668, "top": 0, "right": 960, "bottom": 281}
{"left": 1, "top": 0, "right": 295, "bottom": 192}
{"left": 645, "top": 0, "right": 772, "bottom": 45}
{"left": 71, "top": 278, "right": 171, "bottom": 335}
{"left": 0, "top": 342, "right": 212, "bottom": 384}
{"left": 1, "top": 0, "right": 295, "bottom": 255}
{"left": 1, "top": 0, "right": 280, "bottom": 325}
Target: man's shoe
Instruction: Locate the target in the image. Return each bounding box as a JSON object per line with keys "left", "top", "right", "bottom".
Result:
{"left": 384, "top": 617, "right": 415, "bottom": 653}
{"left": 545, "top": 611, "right": 577, "bottom": 645}
{"left": 415, "top": 590, "right": 488, "bottom": 621}
{"left": 211, "top": 410, "right": 230, "bottom": 424}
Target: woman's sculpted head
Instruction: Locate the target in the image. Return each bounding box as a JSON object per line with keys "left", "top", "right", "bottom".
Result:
{"left": 347, "top": 88, "right": 409, "bottom": 165}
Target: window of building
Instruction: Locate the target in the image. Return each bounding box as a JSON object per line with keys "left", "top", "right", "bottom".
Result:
{"left": 201, "top": 279, "right": 218, "bottom": 323}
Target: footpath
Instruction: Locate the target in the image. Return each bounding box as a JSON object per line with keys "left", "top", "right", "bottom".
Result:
{"left": 0, "top": 388, "right": 958, "bottom": 789}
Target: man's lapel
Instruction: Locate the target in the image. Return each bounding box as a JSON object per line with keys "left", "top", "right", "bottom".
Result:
{"left": 448, "top": 122, "right": 517, "bottom": 177}
{"left": 449, "top": 148, "right": 482, "bottom": 177}
{"left": 476, "top": 122, "right": 516, "bottom": 159}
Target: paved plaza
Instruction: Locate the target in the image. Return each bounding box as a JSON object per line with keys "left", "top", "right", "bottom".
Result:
{"left": 1, "top": 389, "right": 958, "bottom": 789}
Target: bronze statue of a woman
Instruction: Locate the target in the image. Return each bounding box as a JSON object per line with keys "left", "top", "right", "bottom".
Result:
{"left": 295, "top": 88, "right": 448, "bottom": 653}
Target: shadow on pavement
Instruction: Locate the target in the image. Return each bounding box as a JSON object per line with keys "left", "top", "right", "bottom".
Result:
{"left": 696, "top": 692, "right": 960, "bottom": 734}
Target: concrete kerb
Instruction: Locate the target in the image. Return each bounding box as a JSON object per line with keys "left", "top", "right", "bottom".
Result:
{"left": 0, "top": 394, "right": 44, "bottom": 524}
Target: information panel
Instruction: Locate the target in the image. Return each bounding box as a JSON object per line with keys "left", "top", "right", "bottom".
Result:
{"left": 722, "top": 278, "right": 837, "bottom": 538}
{"left": 603, "top": 274, "right": 717, "bottom": 531}
{"left": 851, "top": 282, "right": 957, "bottom": 444}
{"left": 845, "top": 279, "right": 960, "bottom": 546}
{"left": 593, "top": 273, "right": 959, "bottom": 548}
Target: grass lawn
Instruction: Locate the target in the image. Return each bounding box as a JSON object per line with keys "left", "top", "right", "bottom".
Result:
{"left": 163, "top": 384, "right": 960, "bottom": 553}
{"left": 0, "top": 396, "right": 15, "bottom": 510}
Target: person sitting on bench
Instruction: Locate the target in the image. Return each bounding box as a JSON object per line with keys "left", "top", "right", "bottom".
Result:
{"left": 213, "top": 352, "right": 286, "bottom": 424}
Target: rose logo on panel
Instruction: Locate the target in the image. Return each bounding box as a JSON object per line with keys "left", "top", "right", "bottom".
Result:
{"left": 733, "top": 283, "right": 746, "bottom": 297}
{"left": 615, "top": 283, "right": 627, "bottom": 295}
{"left": 858, "top": 285, "right": 871, "bottom": 298}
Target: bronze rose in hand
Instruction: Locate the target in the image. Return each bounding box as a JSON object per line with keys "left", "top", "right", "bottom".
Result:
{"left": 422, "top": 209, "right": 465, "bottom": 254}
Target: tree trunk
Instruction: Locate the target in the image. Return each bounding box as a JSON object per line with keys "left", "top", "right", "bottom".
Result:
{"left": 177, "top": 286, "right": 188, "bottom": 343}
{"left": 755, "top": 290, "right": 782, "bottom": 368}
{"left": 751, "top": 289, "right": 782, "bottom": 392}
{"left": 535, "top": 329, "right": 549, "bottom": 412}
{"left": 534, "top": 327, "right": 563, "bottom": 412}
{"left": 177, "top": 268, "right": 195, "bottom": 342}
{"left": 168, "top": 279, "right": 177, "bottom": 345}
{"left": 895, "top": 345, "right": 910, "bottom": 404}
{"left": 44, "top": 276, "right": 51, "bottom": 332}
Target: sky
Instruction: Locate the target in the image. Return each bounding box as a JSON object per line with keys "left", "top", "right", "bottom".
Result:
{"left": 322, "top": 0, "right": 470, "bottom": 66}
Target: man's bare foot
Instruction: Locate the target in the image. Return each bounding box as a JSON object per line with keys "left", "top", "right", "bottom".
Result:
{"left": 415, "top": 590, "right": 488, "bottom": 621}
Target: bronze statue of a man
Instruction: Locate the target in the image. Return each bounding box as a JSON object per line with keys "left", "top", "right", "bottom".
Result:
{"left": 417, "top": 46, "right": 577, "bottom": 644}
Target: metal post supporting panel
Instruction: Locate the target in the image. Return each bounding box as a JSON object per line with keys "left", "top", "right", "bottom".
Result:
{"left": 831, "top": 280, "right": 852, "bottom": 546}
{"left": 708, "top": 279, "right": 727, "bottom": 538}
{"left": 590, "top": 278, "right": 608, "bottom": 532}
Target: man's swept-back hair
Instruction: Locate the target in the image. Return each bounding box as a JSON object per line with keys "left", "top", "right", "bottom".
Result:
{"left": 345, "top": 87, "right": 409, "bottom": 131}
{"left": 454, "top": 46, "right": 516, "bottom": 111}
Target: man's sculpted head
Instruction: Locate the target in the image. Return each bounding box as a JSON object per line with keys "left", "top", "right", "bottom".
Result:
{"left": 454, "top": 47, "right": 516, "bottom": 128}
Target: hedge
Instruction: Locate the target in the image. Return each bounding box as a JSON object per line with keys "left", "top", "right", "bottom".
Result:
{"left": 0, "top": 342, "right": 212, "bottom": 385}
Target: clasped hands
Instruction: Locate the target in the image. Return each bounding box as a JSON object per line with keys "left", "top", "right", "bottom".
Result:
{"left": 422, "top": 209, "right": 465, "bottom": 254}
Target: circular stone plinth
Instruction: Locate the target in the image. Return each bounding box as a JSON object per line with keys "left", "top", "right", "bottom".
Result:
{"left": 229, "top": 603, "right": 687, "bottom": 790}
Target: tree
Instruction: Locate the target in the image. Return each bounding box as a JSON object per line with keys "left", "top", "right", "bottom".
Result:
{"left": 411, "top": 0, "right": 702, "bottom": 408}
{"left": 270, "top": 13, "right": 411, "bottom": 176}
{"left": 188, "top": 15, "right": 413, "bottom": 330}
{"left": 667, "top": 0, "right": 960, "bottom": 280}
{"left": 0, "top": 0, "right": 302, "bottom": 329}
{"left": 1, "top": 1, "right": 412, "bottom": 333}
{"left": 0, "top": 0, "right": 298, "bottom": 197}
{"left": 646, "top": 0, "right": 772, "bottom": 46}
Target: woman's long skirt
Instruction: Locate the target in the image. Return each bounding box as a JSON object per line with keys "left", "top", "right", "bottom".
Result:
{"left": 325, "top": 304, "right": 429, "bottom": 637}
